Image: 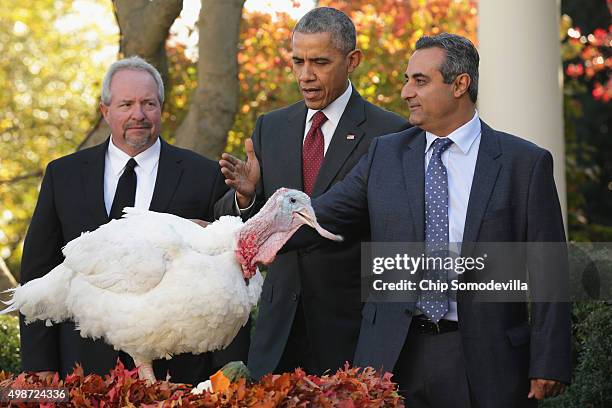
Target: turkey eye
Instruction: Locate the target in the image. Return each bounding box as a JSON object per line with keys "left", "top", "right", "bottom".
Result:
{"left": 290, "top": 197, "right": 296, "bottom": 204}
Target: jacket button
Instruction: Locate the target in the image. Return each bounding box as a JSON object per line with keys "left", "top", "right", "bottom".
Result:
{"left": 291, "top": 293, "right": 298, "bottom": 301}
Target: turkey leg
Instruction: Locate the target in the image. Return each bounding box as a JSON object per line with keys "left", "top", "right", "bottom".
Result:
{"left": 133, "top": 357, "right": 156, "bottom": 382}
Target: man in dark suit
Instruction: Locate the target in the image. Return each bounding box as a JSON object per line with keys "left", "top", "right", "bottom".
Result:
{"left": 20, "top": 56, "right": 248, "bottom": 384}
{"left": 294, "top": 33, "right": 571, "bottom": 407}
{"left": 215, "top": 7, "right": 408, "bottom": 378}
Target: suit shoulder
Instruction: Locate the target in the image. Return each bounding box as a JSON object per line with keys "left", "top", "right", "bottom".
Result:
{"left": 493, "top": 129, "right": 550, "bottom": 159}
{"left": 378, "top": 126, "right": 422, "bottom": 146}
{"left": 45, "top": 143, "right": 103, "bottom": 172}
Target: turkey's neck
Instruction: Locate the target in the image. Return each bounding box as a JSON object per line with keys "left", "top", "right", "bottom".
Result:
{"left": 236, "top": 214, "right": 299, "bottom": 278}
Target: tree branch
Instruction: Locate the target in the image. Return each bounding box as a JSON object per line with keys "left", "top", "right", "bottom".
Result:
{"left": 0, "top": 170, "right": 43, "bottom": 185}
{"left": 175, "top": 0, "right": 245, "bottom": 158}
{"left": 80, "top": 0, "right": 183, "bottom": 151}
{"left": 0, "top": 256, "right": 17, "bottom": 292}
{"left": 78, "top": 114, "right": 108, "bottom": 150}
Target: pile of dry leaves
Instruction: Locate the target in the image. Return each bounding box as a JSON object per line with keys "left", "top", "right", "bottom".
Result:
{"left": 0, "top": 361, "right": 404, "bottom": 407}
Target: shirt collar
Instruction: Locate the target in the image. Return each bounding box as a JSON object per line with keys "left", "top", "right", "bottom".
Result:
{"left": 107, "top": 135, "right": 161, "bottom": 176}
{"left": 306, "top": 80, "right": 353, "bottom": 127}
{"left": 425, "top": 110, "right": 481, "bottom": 155}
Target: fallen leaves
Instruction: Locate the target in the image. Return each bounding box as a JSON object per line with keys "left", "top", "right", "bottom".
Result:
{"left": 0, "top": 361, "right": 404, "bottom": 407}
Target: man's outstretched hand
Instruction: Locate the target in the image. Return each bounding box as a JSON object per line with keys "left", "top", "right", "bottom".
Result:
{"left": 219, "top": 138, "right": 260, "bottom": 208}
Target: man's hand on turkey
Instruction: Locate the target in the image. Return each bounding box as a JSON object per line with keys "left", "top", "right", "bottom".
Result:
{"left": 189, "top": 219, "right": 210, "bottom": 228}
{"left": 219, "top": 138, "right": 260, "bottom": 208}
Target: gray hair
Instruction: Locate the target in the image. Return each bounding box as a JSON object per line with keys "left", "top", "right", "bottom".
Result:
{"left": 415, "top": 33, "right": 479, "bottom": 103}
{"left": 101, "top": 56, "right": 164, "bottom": 105}
{"left": 293, "top": 7, "right": 356, "bottom": 55}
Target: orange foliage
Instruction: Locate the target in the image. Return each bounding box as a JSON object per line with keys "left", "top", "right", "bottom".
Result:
{"left": 164, "top": 1, "right": 479, "bottom": 156}
{"left": 0, "top": 361, "right": 405, "bottom": 406}
{"left": 209, "top": 370, "right": 231, "bottom": 393}
{"left": 321, "top": 0, "right": 478, "bottom": 114}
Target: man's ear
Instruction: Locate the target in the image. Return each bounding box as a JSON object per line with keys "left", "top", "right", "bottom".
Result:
{"left": 347, "top": 49, "right": 363, "bottom": 73}
{"left": 453, "top": 73, "right": 471, "bottom": 99}
{"left": 100, "top": 102, "right": 109, "bottom": 123}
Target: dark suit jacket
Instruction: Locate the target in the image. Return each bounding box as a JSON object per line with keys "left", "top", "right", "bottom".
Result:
{"left": 20, "top": 138, "right": 249, "bottom": 385}
{"left": 310, "top": 121, "right": 571, "bottom": 407}
{"left": 215, "top": 89, "right": 409, "bottom": 378}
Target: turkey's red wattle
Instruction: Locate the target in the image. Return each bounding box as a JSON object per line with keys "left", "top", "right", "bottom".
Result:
{"left": 236, "top": 232, "right": 257, "bottom": 279}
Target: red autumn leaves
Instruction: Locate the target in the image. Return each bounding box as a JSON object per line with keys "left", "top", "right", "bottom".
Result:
{"left": 0, "top": 361, "right": 404, "bottom": 407}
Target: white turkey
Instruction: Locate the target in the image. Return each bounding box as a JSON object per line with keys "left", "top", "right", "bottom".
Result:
{"left": 2, "top": 188, "right": 341, "bottom": 381}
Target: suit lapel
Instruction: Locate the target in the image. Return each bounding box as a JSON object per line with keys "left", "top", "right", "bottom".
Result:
{"left": 462, "top": 121, "right": 502, "bottom": 248}
{"left": 282, "top": 102, "right": 308, "bottom": 191}
{"left": 149, "top": 139, "right": 184, "bottom": 212}
{"left": 402, "top": 131, "right": 426, "bottom": 241}
{"left": 82, "top": 139, "right": 110, "bottom": 225}
{"left": 312, "top": 90, "right": 366, "bottom": 197}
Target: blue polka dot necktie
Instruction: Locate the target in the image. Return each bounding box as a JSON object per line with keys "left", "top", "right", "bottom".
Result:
{"left": 417, "top": 137, "right": 453, "bottom": 323}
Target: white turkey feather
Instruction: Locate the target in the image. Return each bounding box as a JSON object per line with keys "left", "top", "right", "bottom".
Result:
{"left": 4, "top": 263, "right": 74, "bottom": 325}
{"left": 5, "top": 211, "right": 259, "bottom": 362}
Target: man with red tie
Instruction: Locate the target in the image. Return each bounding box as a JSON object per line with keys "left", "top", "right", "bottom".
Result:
{"left": 215, "top": 7, "right": 408, "bottom": 378}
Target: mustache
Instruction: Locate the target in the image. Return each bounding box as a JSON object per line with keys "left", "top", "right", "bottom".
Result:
{"left": 123, "top": 121, "right": 153, "bottom": 130}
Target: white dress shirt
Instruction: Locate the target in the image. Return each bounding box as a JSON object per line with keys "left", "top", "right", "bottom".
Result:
{"left": 104, "top": 136, "right": 161, "bottom": 216}
{"left": 423, "top": 111, "right": 482, "bottom": 321}
{"left": 303, "top": 80, "right": 353, "bottom": 155}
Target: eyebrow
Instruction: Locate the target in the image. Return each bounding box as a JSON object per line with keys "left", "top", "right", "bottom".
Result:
{"left": 404, "top": 72, "right": 429, "bottom": 80}
{"left": 292, "top": 56, "right": 332, "bottom": 63}
{"left": 117, "top": 98, "right": 157, "bottom": 103}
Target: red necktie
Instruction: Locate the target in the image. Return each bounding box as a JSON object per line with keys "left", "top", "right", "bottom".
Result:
{"left": 302, "top": 111, "right": 327, "bottom": 196}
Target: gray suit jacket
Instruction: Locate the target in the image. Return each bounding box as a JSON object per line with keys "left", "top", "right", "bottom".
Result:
{"left": 215, "top": 89, "right": 409, "bottom": 377}
{"left": 311, "top": 121, "right": 571, "bottom": 407}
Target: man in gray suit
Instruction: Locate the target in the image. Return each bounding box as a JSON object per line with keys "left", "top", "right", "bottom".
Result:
{"left": 215, "top": 7, "right": 408, "bottom": 378}
{"left": 252, "top": 33, "right": 570, "bottom": 406}
{"left": 305, "top": 33, "right": 571, "bottom": 407}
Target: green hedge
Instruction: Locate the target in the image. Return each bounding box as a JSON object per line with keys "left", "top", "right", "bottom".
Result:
{"left": 542, "top": 302, "right": 612, "bottom": 408}
{"left": 0, "top": 314, "right": 20, "bottom": 373}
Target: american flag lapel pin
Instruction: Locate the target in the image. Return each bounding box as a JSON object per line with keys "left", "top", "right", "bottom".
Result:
{"left": 346, "top": 134, "right": 355, "bottom": 140}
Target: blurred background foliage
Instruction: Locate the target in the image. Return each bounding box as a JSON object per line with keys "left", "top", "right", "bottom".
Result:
{"left": 0, "top": 0, "right": 116, "bottom": 278}
{"left": 0, "top": 1, "right": 610, "bottom": 404}
{"left": 560, "top": 0, "right": 612, "bottom": 242}
{"left": 2, "top": 1, "right": 609, "bottom": 277}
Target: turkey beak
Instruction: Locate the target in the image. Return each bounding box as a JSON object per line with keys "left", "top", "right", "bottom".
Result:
{"left": 296, "top": 209, "right": 343, "bottom": 242}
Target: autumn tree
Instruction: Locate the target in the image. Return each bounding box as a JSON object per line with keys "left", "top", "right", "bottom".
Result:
{"left": 0, "top": 0, "right": 115, "bottom": 279}
{"left": 0, "top": 0, "right": 480, "bottom": 284}
{"left": 560, "top": 8, "right": 612, "bottom": 241}
{"left": 80, "top": 0, "right": 245, "bottom": 161}
{"left": 79, "top": 0, "right": 183, "bottom": 149}
{"left": 175, "top": 0, "right": 245, "bottom": 158}
{"left": 0, "top": 0, "right": 246, "bottom": 285}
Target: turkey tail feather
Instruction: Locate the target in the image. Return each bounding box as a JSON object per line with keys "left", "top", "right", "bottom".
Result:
{"left": 0, "top": 263, "right": 73, "bottom": 324}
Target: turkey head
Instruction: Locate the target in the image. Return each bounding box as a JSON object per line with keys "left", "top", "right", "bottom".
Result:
{"left": 235, "top": 188, "right": 342, "bottom": 278}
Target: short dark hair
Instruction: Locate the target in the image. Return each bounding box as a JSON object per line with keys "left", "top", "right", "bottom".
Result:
{"left": 293, "top": 7, "right": 356, "bottom": 55}
{"left": 415, "top": 33, "right": 479, "bottom": 103}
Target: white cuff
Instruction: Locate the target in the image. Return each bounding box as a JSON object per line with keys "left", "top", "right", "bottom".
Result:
{"left": 234, "top": 192, "right": 256, "bottom": 214}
